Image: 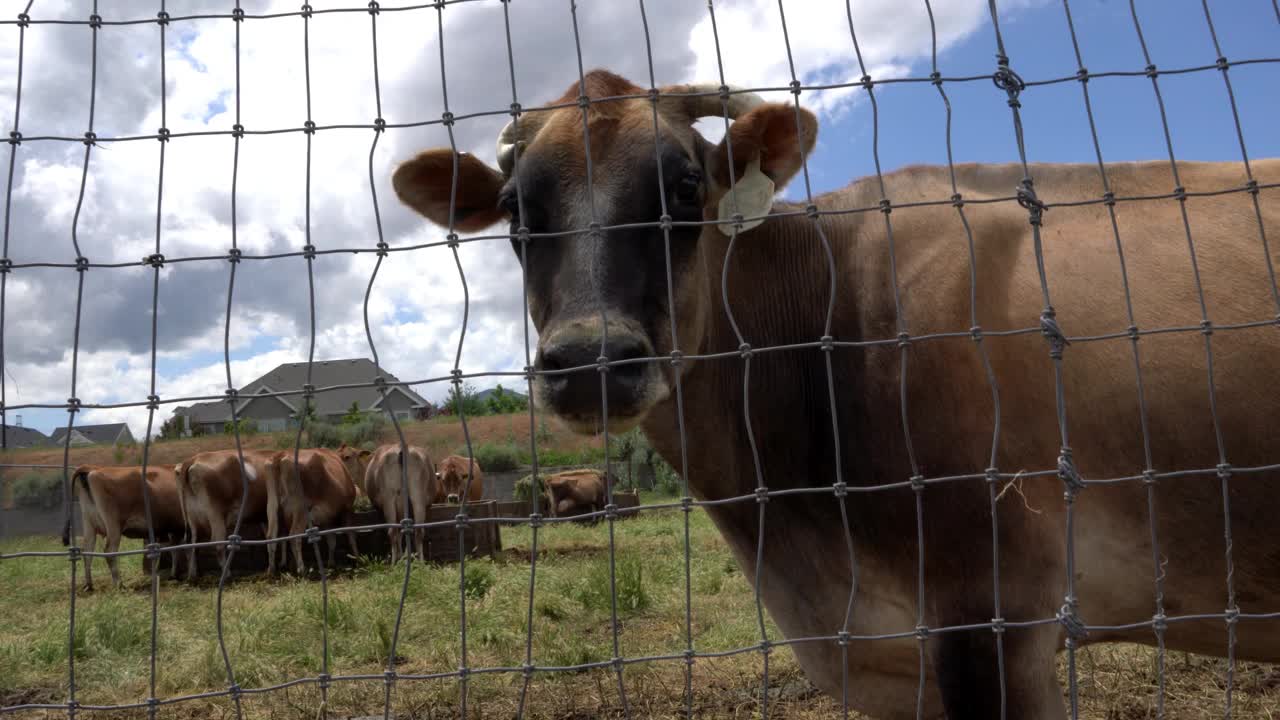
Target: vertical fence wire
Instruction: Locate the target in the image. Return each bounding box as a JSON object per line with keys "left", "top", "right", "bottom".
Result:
{"left": 701, "top": 2, "right": 774, "bottom": 715}
{"left": 986, "top": 1, "right": 1084, "bottom": 718}
{"left": 1126, "top": 2, "right": 1238, "bottom": 716}
{"left": 216, "top": 0, "right": 249, "bottom": 716}
{"left": 921, "top": 0, "right": 1010, "bottom": 716}
{"left": 564, "top": 2, "right": 631, "bottom": 715}
{"left": 428, "top": 2, "right": 476, "bottom": 714}
{"left": 1058, "top": 1, "right": 1166, "bottom": 716}
{"left": 61, "top": 2, "right": 103, "bottom": 716}
{"left": 138, "top": 4, "right": 169, "bottom": 719}
{"left": 634, "top": 2, "right": 700, "bottom": 716}
{"left": 356, "top": 4, "right": 418, "bottom": 719}
{"left": 0, "top": 1, "right": 34, "bottom": 458}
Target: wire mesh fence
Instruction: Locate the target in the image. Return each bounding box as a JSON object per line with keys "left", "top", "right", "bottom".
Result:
{"left": 1, "top": 1, "right": 1279, "bottom": 719}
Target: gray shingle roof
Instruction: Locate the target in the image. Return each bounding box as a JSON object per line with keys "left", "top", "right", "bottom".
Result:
{"left": 175, "top": 358, "right": 428, "bottom": 425}
{"left": 49, "top": 423, "right": 131, "bottom": 445}
{"left": 1, "top": 424, "right": 50, "bottom": 448}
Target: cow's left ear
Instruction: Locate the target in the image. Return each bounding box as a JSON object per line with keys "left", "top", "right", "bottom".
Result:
{"left": 359, "top": 450, "right": 372, "bottom": 461}
{"left": 710, "top": 103, "right": 817, "bottom": 192}
{"left": 392, "top": 149, "right": 506, "bottom": 232}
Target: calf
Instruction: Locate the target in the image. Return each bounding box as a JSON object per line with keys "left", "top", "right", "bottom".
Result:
{"left": 267, "top": 448, "right": 361, "bottom": 575}
{"left": 61, "top": 464, "right": 185, "bottom": 590}
{"left": 177, "top": 449, "right": 280, "bottom": 581}
{"left": 435, "top": 454, "right": 484, "bottom": 504}
{"left": 362, "top": 443, "right": 436, "bottom": 563}
{"left": 542, "top": 469, "right": 607, "bottom": 519}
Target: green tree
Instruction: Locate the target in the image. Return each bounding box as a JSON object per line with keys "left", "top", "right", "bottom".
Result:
{"left": 341, "top": 401, "right": 365, "bottom": 425}
{"left": 444, "top": 382, "right": 488, "bottom": 417}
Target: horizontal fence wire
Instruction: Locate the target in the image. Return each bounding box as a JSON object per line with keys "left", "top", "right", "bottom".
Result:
{"left": 1, "top": 1, "right": 1277, "bottom": 719}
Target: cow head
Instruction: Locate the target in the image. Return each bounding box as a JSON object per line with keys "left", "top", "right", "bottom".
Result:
{"left": 435, "top": 457, "right": 474, "bottom": 504}
{"left": 393, "top": 69, "right": 817, "bottom": 435}
{"left": 336, "top": 443, "right": 372, "bottom": 487}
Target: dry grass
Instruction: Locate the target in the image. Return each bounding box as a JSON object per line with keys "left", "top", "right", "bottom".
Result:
{"left": 2, "top": 497, "right": 1276, "bottom": 719}
{"left": 0, "top": 413, "right": 599, "bottom": 478}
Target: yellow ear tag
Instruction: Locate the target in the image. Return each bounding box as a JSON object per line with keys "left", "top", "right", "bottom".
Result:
{"left": 717, "top": 157, "right": 775, "bottom": 236}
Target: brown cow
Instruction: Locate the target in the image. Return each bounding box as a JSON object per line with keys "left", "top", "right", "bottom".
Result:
{"left": 435, "top": 454, "right": 484, "bottom": 504}
{"left": 541, "top": 469, "right": 608, "bottom": 519}
{"left": 393, "top": 68, "right": 1280, "bottom": 719}
{"left": 177, "top": 449, "right": 279, "bottom": 581}
{"left": 362, "top": 443, "right": 435, "bottom": 563}
{"left": 60, "top": 464, "right": 185, "bottom": 590}
{"left": 336, "top": 442, "right": 373, "bottom": 490}
{"left": 267, "top": 448, "right": 361, "bottom": 575}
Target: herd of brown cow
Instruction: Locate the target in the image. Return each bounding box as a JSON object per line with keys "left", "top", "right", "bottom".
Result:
{"left": 60, "top": 443, "right": 607, "bottom": 591}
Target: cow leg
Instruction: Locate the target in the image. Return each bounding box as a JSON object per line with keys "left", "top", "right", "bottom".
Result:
{"left": 291, "top": 512, "right": 307, "bottom": 576}
{"left": 383, "top": 499, "right": 401, "bottom": 565}
{"left": 932, "top": 622, "right": 1065, "bottom": 720}
{"left": 209, "top": 513, "right": 228, "bottom": 573}
{"left": 326, "top": 532, "right": 338, "bottom": 568}
{"left": 103, "top": 531, "right": 124, "bottom": 589}
{"left": 185, "top": 525, "right": 199, "bottom": 583}
{"left": 81, "top": 528, "right": 97, "bottom": 592}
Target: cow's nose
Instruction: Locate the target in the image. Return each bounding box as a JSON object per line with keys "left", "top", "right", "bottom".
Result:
{"left": 446, "top": 494, "right": 460, "bottom": 504}
{"left": 539, "top": 333, "right": 649, "bottom": 415}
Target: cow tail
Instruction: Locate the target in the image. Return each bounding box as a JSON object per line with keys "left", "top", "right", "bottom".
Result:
{"left": 176, "top": 460, "right": 192, "bottom": 547}
{"left": 61, "top": 466, "right": 93, "bottom": 546}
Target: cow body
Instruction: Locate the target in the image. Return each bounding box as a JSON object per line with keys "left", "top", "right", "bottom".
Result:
{"left": 393, "top": 69, "right": 1280, "bottom": 719}
{"left": 362, "top": 444, "right": 435, "bottom": 563}
{"left": 177, "top": 449, "right": 279, "bottom": 580}
{"left": 62, "top": 464, "right": 185, "bottom": 590}
{"left": 542, "top": 469, "right": 607, "bottom": 518}
{"left": 267, "top": 448, "right": 360, "bottom": 575}
{"left": 435, "top": 454, "right": 484, "bottom": 504}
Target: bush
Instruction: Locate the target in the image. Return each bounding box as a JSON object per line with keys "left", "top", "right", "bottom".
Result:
{"left": 465, "top": 442, "right": 522, "bottom": 472}
{"left": 307, "top": 421, "right": 343, "bottom": 449}
{"left": 463, "top": 562, "right": 495, "bottom": 600}
{"left": 274, "top": 433, "right": 298, "bottom": 450}
{"left": 12, "top": 471, "right": 64, "bottom": 510}
{"left": 513, "top": 474, "right": 545, "bottom": 505}
{"left": 223, "top": 418, "right": 258, "bottom": 436}
{"left": 308, "top": 416, "right": 386, "bottom": 449}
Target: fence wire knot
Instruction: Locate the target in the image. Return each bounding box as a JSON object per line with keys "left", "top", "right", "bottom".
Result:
{"left": 232, "top": 123, "right": 245, "bottom": 138}
{"left": 897, "top": 331, "right": 911, "bottom": 349}
{"left": 367, "top": 0, "right": 380, "bottom": 14}
{"left": 66, "top": 545, "right": 81, "bottom": 561}
{"left": 909, "top": 474, "right": 925, "bottom": 492}
{"left": 992, "top": 65, "right": 1026, "bottom": 107}
{"left": 225, "top": 387, "right": 239, "bottom": 400}
{"left": 1215, "top": 56, "right": 1229, "bottom": 72}
{"left": 16, "top": 12, "right": 30, "bottom": 27}
{"left": 1142, "top": 468, "right": 1158, "bottom": 486}
{"left": 317, "top": 673, "right": 330, "bottom": 690}
{"left": 375, "top": 241, "right": 389, "bottom": 257}
{"left": 1075, "top": 67, "right": 1089, "bottom": 84}
{"left": 789, "top": 79, "right": 802, "bottom": 96}
{"left": 400, "top": 517, "right": 414, "bottom": 532}
{"left": 1126, "top": 324, "right": 1140, "bottom": 341}
{"left": 75, "top": 256, "right": 90, "bottom": 272}
{"left": 527, "top": 512, "right": 543, "bottom": 529}
{"left": 1040, "top": 309, "right": 1069, "bottom": 358}
{"left": 454, "top": 513, "right": 470, "bottom": 528}
{"left": 302, "top": 244, "right": 317, "bottom": 260}
{"left": 878, "top": 198, "right": 892, "bottom": 215}
{"left": 1058, "top": 600, "right": 1088, "bottom": 640}
{"left": 232, "top": 7, "right": 245, "bottom": 22}
{"left": 1216, "top": 463, "right": 1232, "bottom": 479}
{"left": 754, "top": 486, "right": 769, "bottom": 504}
{"left": 991, "top": 617, "right": 1006, "bottom": 635}
{"left": 88, "top": 14, "right": 103, "bottom": 29}
{"left": 738, "top": 342, "right": 753, "bottom": 359}
{"left": 0, "top": 257, "right": 11, "bottom": 274}
{"left": 146, "top": 394, "right": 160, "bottom": 410}
{"left": 859, "top": 74, "right": 873, "bottom": 91}
{"left": 144, "top": 543, "right": 162, "bottom": 560}
{"left": 1224, "top": 606, "right": 1240, "bottom": 626}
{"left": 929, "top": 71, "right": 942, "bottom": 86}
{"left": 144, "top": 253, "right": 165, "bottom": 268}
{"left": 831, "top": 481, "right": 847, "bottom": 498}
{"left": 657, "top": 213, "right": 673, "bottom": 230}
{"left": 156, "top": 10, "right": 170, "bottom": 25}
{"left": 66, "top": 397, "right": 81, "bottom": 414}
{"left": 1152, "top": 613, "right": 1168, "bottom": 633}
{"left": 300, "top": 4, "right": 314, "bottom": 19}
{"left": 1102, "top": 190, "right": 1116, "bottom": 206}
{"left": 373, "top": 117, "right": 386, "bottom": 133}
{"left": 914, "top": 624, "right": 930, "bottom": 641}
{"left": 680, "top": 495, "right": 694, "bottom": 513}
{"left": 1200, "top": 319, "right": 1214, "bottom": 336}
{"left": 985, "top": 467, "right": 1000, "bottom": 486}
{"left": 805, "top": 203, "right": 819, "bottom": 220}
{"left": 951, "top": 192, "right": 964, "bottom": 207}
{"left": 819, "top": 335, "right": 834, "bottom": 352}
{"left": 595, "top": 356, "right": 611, "bottom": 373}
{"left": 683, "top": 648, "right": 695, "bottom": 665}
{"left": 6, "top": 131, "right": 19, "bottom": 146}
{"left": 227, "top": 534, "right": 242, "bottom": 550}
{"left": 1016, "top": 181, "right": 1047, "bottom": 225}
{"left": 1058, "top": 447, "right": 1085, "bottom": 493}
{"left": 305, "top": 526, "right": 321, "bottom": 545}
{"left": 303, "top": 120, "right": 316, "bottom": 135}
{"left": 441, "top": 111, "right": 454, "bottom": 127}
{"left": 970, "top": 326, "right": 984, "bottom": 343}
{"left": 836, "top": 630, "right": 851, "bottom": 647}
{"left": 604, "top": 503, "right": 618, "bottom": 520}
{"left": 82, "top": 131, "right": 97, "bottom": 146}
{"left": 227, "top": 247, "right": 242, "bottom": 263}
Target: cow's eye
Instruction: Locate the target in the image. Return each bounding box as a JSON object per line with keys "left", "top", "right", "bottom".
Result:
{"left": 675, "top": 171, "right": 702, "bottom": 206}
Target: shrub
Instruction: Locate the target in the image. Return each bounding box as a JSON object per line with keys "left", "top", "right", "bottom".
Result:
{"left": 307, "top": 421, "right": 343, "bottom": 449}
{"left": 223, "top": 418, "right": 258, "bottom": 436}
{"left": 308, "top": 417, "right": 385, "bottom": 449}
{"left": 463, "top": 562, "right": 495, "bottom": 600}
{"left": 12, "top": 471, "right": 64, "bottom": 510}
{"left": 273, "top": 433, "right": 298, "bottom": 450}
{"left": 443, "top": 382, "right": 488, "bottom": 417}
{"left": 465, "top": 442, "right": 521, "bottom": 472}
{"left": 513, "top": 474, "right": 545, "bottom": 505}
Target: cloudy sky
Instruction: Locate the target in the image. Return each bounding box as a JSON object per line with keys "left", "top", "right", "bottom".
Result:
{"left": 2, "top": 0, "right": 1278, "bottom": 438}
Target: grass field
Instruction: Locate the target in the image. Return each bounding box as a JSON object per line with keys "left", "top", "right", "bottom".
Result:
{"left": 2, "top": 495, "right": 1277, "bottom": 719}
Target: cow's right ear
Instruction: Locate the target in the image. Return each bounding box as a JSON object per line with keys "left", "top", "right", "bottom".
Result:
{"left": 359, "top": 450, "right": 372, "bottom": 461}
{"left": 392, "top": 149, "right": 506, "bottom": 232}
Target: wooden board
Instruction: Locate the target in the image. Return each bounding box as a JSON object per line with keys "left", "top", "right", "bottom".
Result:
{"left": 144, "top": 501, "right": 502, "bottom": 579}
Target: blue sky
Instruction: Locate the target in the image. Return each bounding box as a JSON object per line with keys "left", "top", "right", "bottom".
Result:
{"left": 6, "top": 0, "right": 1278, "bottom": 439}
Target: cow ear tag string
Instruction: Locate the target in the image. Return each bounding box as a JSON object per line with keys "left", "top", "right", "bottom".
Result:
{"left": 717, "top": 156, "right": 775, "bottom": 236}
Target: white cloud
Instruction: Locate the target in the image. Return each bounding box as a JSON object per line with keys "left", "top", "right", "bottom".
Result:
{"left": 0, "top": 0, "right": 1016, "bottom": 438}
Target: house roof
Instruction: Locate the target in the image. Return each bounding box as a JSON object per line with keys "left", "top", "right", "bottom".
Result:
{"left": 49, "top": 423, "right": 130, "bottom": 445}
{"left": 176, "top": 358, "right": 429, "bottom": 424}
{"left": 1, "top": 424, "right": 50, "bottom": 448}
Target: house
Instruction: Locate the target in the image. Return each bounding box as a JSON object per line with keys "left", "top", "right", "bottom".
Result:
{"left": 173, "top": 358, "right": 430, "bottom": 436}
{"left": 48, "top": 423, "right": 135, "bottom": 447}
{"left": 1, "top": 423, "right": 50, "bottom": 449}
